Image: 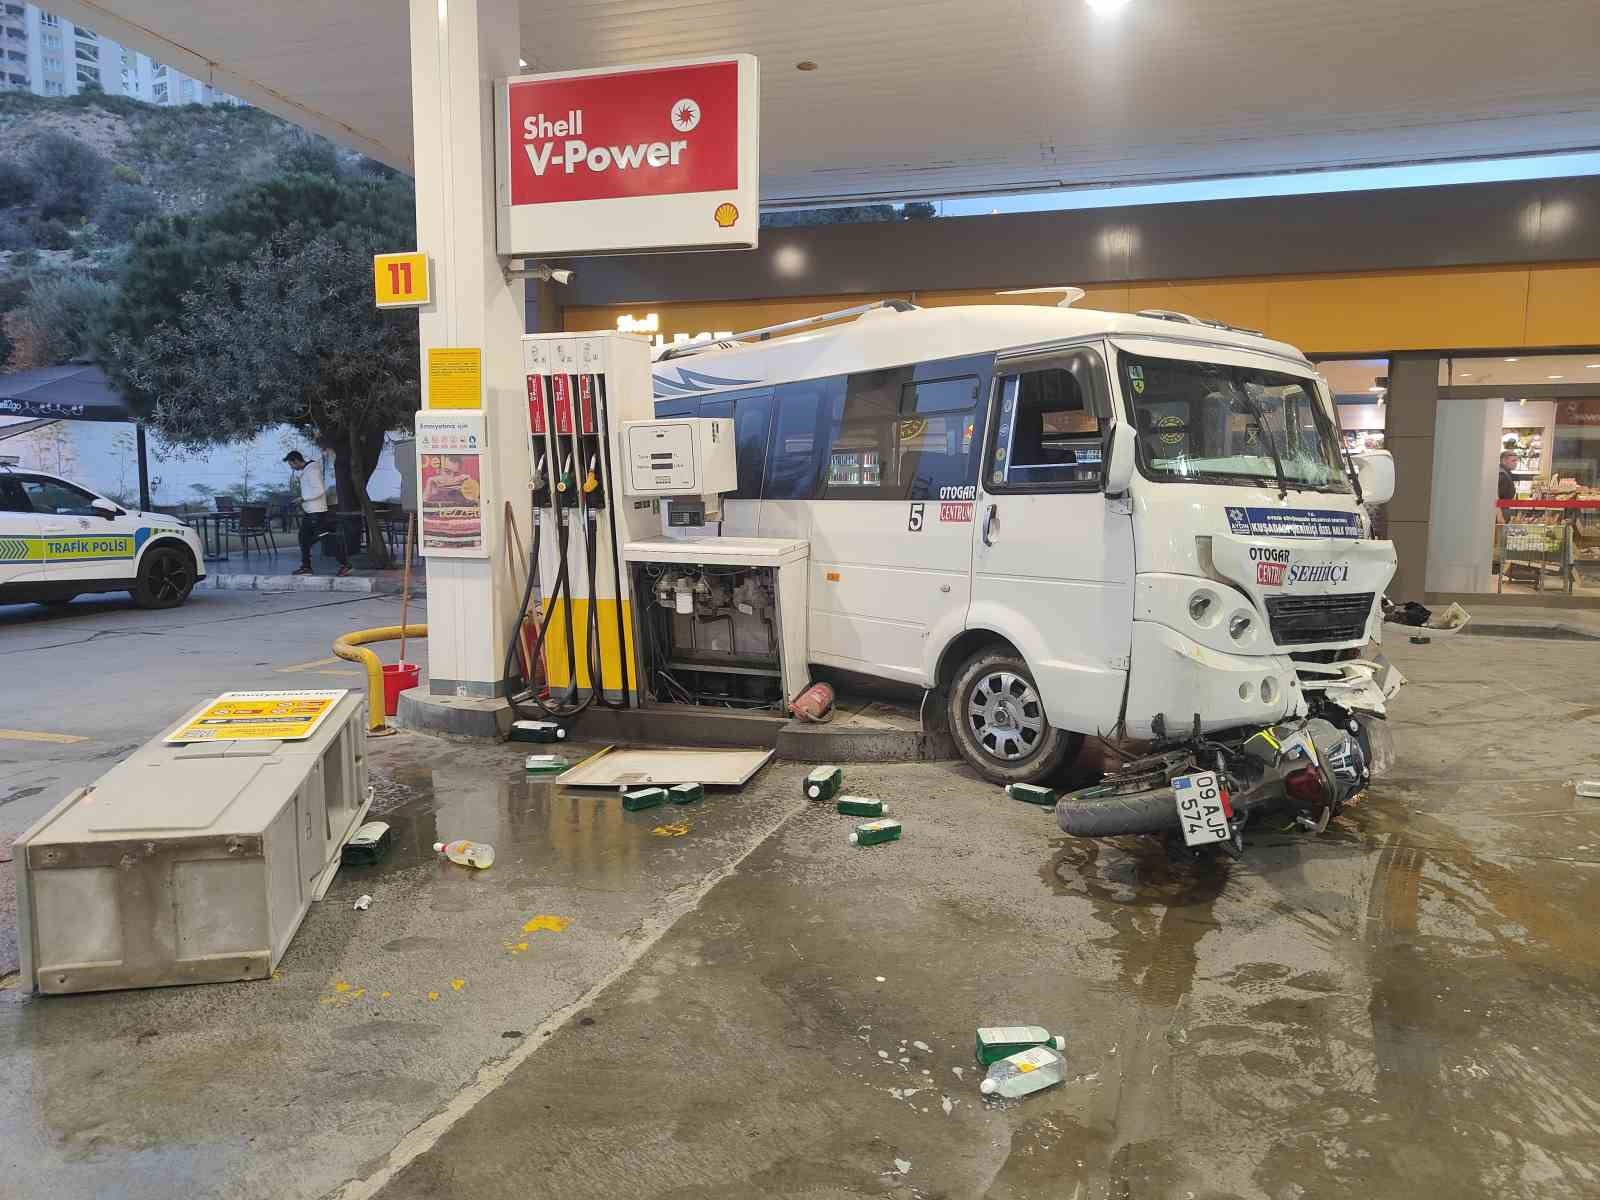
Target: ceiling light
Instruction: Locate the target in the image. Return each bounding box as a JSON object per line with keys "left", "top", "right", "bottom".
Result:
{"left": 1367, "top": 386, "right": 1383, "bottom": 392}
{"left": 795, "top": 60, "right": 818, "bottom": 71}
{"left": 1548, "top": 374, "right": 1564, "bottom": 379}
{"left": 1085, "top": 0, "right": 1133, "bottom": 11}
{"left": 1587, "top": 364, "right": 1600, "bottom": 369}
{"left": 1519, "top": 398, "right": 1527, "bottom": 406}
{"left": 518, "top": 58, "right": 528, "bottom": 69}
{"left": 1458, "top": 373, "right": 1472, "bottom": 379}
{"left": 1504, "top": 357, "right": 1519, "bottom": 362}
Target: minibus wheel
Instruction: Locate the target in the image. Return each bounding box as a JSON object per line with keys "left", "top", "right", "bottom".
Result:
{"left": 948, "top": 647, "right": 1081, "bottom": 785}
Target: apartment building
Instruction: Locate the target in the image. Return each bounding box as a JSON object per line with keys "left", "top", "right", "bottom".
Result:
{"left": 0, "top": 3, "right": 238, "bottom": 105}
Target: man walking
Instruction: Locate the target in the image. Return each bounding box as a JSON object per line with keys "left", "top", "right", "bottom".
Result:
{"left": 284, "top": 449, "right": 351, "bottom": 577}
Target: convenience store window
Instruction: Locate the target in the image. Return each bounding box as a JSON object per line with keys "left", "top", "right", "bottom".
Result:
{"left": 1314, "top": 357, "right": 1388, "bottom": 452}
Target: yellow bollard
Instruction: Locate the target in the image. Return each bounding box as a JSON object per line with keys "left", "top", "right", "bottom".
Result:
{"left": 332, "top": 625, "right": 429, "bottom": 735}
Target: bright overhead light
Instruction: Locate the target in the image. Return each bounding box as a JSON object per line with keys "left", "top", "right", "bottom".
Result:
{"left": 518, "top": 58, "right": 528, "bottom": 68}
{"left": 1367, "top": 386, "right": 1383, "bottom": 392}
{"left": 1458, "top": 373, "right": 1472, "bottom": 379}
{"left": 1519, "top": 398, "right": 1528, "bottom": 406}
{"left": 1504, "top": 357, "right": 1520, "bottom": 362}
{"left": 1587, "top": 364, "right": 1600, "bottom": 369}
{"left": 1085, "top": 0, "right": 1133, "bottom": 12}
{"left": 1548, "top": 374, "right": 1564, "bottom": 379}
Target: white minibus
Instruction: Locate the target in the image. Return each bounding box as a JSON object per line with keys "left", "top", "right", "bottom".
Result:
{"left": 650, "top": 300, "right": 1397, "bottom": 784}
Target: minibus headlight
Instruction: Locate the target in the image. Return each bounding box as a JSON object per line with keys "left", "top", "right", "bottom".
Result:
{"left": 1188, "top": 592, "right": 1214, "bottom": 624}
{"left": 1229, "top": 614, "right": 1253, "bottom": 641}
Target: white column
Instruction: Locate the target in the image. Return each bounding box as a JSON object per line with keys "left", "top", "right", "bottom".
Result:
{"left": 1424, "top": 397, "right": 1501, "bottom": 593}
{"left": 410, "top": 0, "right": 529, "bottom": 696}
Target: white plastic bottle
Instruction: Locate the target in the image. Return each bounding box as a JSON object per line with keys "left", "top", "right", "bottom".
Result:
{"left": 434, "top": 839, "right": 495, "bottom": 869}
{"left": 979, "top": 1045, "right": 1066, "bottom": 1099}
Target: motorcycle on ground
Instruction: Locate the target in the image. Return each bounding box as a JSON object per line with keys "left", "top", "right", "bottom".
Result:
{"left": 1056, "top": 656, "right": 1404, "bottom": 858}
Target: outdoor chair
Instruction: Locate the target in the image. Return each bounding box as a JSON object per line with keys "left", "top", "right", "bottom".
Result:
{"left": 238, "top": 504, "right": 279, "bottom": 558}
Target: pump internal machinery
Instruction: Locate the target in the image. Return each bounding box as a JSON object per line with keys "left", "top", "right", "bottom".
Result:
{"left": 505, "top": 333, "right": 809, "bottom": 722}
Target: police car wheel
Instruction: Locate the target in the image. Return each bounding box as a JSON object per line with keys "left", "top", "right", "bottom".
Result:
{"left": 131, "top": 545, "right": 195, "bottom": 609}
{"left": 948, "top": 647, "right": 1079, "bottom": 785}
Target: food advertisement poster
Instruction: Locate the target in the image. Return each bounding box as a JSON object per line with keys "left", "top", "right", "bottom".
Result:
{"left": 416, "top": 411, "right": 489, "bottom": 558}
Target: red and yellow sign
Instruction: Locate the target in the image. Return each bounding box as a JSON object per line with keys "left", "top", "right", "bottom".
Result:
{"left": 167, "top": 690, "right": 347, "bottom": 743}
{"left": 373, "top": 252, "right": 430, "bottom": 308}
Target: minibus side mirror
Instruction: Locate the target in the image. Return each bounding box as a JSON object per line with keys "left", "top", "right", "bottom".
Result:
{"left": 1350, "top": 450, "right": 1394, "bottom": 506}
{"left": 1103, "top": 424, "right": 1136, "bottom": 496}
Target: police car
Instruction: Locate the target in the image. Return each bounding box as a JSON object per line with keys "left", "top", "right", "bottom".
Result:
{"left": 0, "top": 462, "right": 206, "bottom": 609}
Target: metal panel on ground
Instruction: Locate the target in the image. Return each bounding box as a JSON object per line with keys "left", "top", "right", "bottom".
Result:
{"left": 557, "top": 746, "right": 772, "bottom": 789}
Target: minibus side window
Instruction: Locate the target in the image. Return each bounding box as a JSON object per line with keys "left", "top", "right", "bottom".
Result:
{"left": 764, "top": 377, "right": 840, "bottom": 500}
{"left": 820, "top": 368, "right": 981, "bottom": 500}
{"left": 989, "top": 356, "right": 1106, "bottom": 491}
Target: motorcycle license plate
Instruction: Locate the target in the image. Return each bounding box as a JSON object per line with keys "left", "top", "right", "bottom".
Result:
{"left": 1172, "top": 772, "right": 1231, "bottom": 847}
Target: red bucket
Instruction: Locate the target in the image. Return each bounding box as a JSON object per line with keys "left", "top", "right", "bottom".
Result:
{"left": 382, "top": 662, "right": 421, "bottom": 715}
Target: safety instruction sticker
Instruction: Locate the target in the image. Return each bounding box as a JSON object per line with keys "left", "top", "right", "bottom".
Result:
{"left": 167, "top": 690, "right": 348, "bottom": 744}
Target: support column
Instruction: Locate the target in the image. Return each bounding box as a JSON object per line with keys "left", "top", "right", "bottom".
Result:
{"left": 1382, "top": 353, "right": 1440, "bottom": 603}
{"left": 409, "top": 0, "right": 528, "bottom": 697}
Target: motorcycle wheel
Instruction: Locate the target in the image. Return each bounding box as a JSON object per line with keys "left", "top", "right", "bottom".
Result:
{"left": 1055, "top": 752, "right": 1189, "bottom": 837}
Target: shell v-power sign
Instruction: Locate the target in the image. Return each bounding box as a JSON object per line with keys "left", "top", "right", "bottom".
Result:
{"left": 495, "top": 55, "right": 758, "bottom": 257}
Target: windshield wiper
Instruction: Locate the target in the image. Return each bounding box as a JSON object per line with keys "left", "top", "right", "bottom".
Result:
{"left": 1236, "top": 396, "right": 1290, "bottom": 501}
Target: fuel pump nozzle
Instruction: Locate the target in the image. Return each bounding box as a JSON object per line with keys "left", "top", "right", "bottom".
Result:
{"left": 581, "top": 453, "right": 601, "bottom": 497}
{"left": 531, "top": 453, "right": 550, "bottom": 509}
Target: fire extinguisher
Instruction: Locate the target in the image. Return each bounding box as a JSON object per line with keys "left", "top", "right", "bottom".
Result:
{"left": 789, "top": 681, "right": 835, "bottom": 723}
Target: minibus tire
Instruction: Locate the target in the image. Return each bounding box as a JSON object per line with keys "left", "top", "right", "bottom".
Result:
{"left": 947, "top": 647, "right": 1078, "bottom": 785}
{"left": 1055, "top": 786, "right": 1179, "bottom": 838}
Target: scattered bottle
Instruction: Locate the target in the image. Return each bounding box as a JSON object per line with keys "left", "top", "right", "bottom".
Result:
{"left": 623, "top": 786, "right": 669, "bottom": 811}
{"left": 511, "top": 720, "right": 567, "bottom": 743}
{"left": 1577, "top": 780, "right": 1600, "bottom": 798}
{"left": 806, "top": 765, "right": 843, "bottom": 801}
{"left": 975, "top": 1025, "right": 1066, "bottom": 1066}
{"left": 837, "top": 795, "right": 887, "bottom": 818}
{"left": 434, "top": 839, "right": 495, "bottom": 869}
{"left": 848, "top": 818, "right": 902, "bottom": 846}
{"left": 525, "top": 754, "right": 570, "bottom": 775}
{"left": 669, "top": 782, "right": 704, "bottom": 804}
{"left": 1005, "top": 783, "right": 1056, "bottom": 806}
{"left": 979, "top": 1045, "right": 1066, "bottom": 1098}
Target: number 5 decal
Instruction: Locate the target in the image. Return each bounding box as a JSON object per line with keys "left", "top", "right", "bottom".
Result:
{"left": 907, "top": 502, "right": 924, "bottom": 532}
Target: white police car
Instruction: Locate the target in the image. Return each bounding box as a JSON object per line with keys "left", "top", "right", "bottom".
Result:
{"left": 0, "top": 463, "right": 206, "bottom": 609}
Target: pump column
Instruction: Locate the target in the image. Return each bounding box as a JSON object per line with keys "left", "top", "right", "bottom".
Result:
{"left": 409, "top": 0, "right": 529, "bottom": 698}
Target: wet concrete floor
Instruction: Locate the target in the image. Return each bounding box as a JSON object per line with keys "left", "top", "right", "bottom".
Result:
{"left": 5, "top": 631, "right": 1600, "bottom": 1198}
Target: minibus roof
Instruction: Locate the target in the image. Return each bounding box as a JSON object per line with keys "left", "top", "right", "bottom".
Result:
{"left": 649, "top": 304, "right": 1314, "bottom": 397}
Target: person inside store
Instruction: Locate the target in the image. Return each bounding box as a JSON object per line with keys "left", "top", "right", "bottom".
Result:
{"left": 1499, "top": 450, "right": 1520, "bottom": 501}
{"left": 284, "top": 449, "right": 352, "bottom": 577}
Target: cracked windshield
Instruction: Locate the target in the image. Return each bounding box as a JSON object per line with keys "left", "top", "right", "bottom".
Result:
{"left": 1120, "top": 352, "right": 1350, "bottom": 491}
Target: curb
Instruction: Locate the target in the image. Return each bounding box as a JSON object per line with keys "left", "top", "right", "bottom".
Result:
{"left": 395, "top": 688, "right": 957, "bottom": 763}
{"left": 199, "top": 573, "right": 424, "bottom": 596}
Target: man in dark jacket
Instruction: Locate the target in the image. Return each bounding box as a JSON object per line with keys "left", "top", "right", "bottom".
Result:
{"left": 1498, "top": 450, "right": 1520, "bottom": 501}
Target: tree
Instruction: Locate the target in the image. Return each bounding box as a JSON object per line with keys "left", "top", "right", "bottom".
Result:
{"left": 26, "top": 130, "right": 108, "bottom": 222}
{"left": 2, "top": 271, "right": 115, "bottom": 370}
{"left": 100, "top": 165, "right": 414, "bottom": 409}
{"left": 116, "top": 230, "right": 419, "bottom": 567}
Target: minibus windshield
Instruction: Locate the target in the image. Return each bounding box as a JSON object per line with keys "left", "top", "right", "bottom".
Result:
{"left": 1119, "top": 352, "right": 1351, "bottom": 493}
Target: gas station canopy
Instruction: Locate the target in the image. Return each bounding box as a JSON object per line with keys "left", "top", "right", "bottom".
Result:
{"left": 48, "top": 0, "right": 1600, "bottom": 205}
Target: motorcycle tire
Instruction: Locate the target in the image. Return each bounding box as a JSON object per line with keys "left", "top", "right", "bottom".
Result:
{"left": 1056, "top": 781, "right": 1180, "bottom": 837}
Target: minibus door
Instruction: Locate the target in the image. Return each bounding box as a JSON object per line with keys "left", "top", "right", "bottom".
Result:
{"left": 970, "top": 346, "right": 1135, "bottom": 736}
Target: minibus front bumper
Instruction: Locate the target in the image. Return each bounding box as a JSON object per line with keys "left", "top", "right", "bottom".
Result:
{"left": 1122, "top": 620, "right": 1306, "bottom": 740}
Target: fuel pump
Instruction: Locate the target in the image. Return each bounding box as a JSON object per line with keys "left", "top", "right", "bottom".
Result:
{"left": 504, "top": 333, "right": 659, "bottom": 720}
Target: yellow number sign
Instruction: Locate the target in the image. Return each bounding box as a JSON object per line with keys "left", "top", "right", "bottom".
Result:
{"left": 374, "top": 252, "right": 430, "bottom": 308}
{"left": 167, "top": 690, "right": 348, "bottom": 743}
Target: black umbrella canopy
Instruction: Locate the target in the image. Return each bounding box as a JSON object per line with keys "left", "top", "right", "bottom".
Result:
{"left": 0, "top": 363, "right": 131, "bottom": 422}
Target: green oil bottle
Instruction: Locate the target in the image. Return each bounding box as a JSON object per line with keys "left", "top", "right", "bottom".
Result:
{"left": 669, "top": 782, "right": 703, "bottom": 804}
{"left": 836, "top": 796, "right": 886, "bottom": 817}
{"left": 848, "top": 818, "right": 902, "bottom": 846}
{"left": 622, "top": 786, "right": 668, "bottom": 811}
{"left": 1005, "top": 783, "right": 1056, "bottom": 806}
{"left": 974, "top": 1025, "right": 1066, "bottom": 1066}
{"left": 806, "top": 766, "right": 843, "bottom": 800}
{"left": 525, "top": 754, "right": 570, "bottom": 775}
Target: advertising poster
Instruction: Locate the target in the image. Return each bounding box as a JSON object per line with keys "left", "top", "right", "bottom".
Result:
{"left": 416, "top": 411, "right": 489, "bottom": 558}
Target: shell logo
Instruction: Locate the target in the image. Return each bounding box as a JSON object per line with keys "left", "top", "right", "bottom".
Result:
{"left": 713, "top": 202, "right": 739, "bottom": 228}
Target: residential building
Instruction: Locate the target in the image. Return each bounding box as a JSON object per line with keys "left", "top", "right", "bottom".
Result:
{"left": 0, "top": 3, "right": 239, "bottom": 105}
